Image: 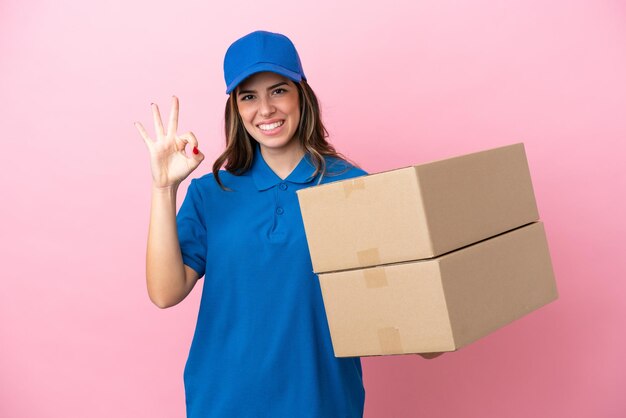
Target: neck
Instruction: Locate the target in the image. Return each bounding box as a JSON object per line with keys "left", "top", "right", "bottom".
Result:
{"left": 259, "top": 141, "right": 305, "bottom": 180}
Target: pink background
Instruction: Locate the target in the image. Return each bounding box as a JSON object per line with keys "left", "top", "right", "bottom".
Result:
{"left": 2, "top": 0, "right": 625, "bottom": 417}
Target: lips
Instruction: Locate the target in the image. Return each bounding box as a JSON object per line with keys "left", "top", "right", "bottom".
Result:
{"left": 257, "top": 120, "right": 284, "bottom": 131}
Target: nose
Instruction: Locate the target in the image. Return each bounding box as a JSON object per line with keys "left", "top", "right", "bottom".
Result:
{"left": 259, "top": 97, "right": 276, "bottom": 117}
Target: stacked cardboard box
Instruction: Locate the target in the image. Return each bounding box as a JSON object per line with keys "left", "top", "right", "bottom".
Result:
{"left": 297, "top": 143, "right": 558, "bottom": 357}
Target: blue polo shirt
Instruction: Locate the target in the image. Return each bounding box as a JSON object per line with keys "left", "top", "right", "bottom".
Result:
{"left": 176, "top": 144, "right": 368, "bottom": 418}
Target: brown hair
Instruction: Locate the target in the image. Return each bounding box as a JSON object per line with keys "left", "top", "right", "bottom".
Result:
{"left": 211, "top": 79, "right": 357, "bottom": 190}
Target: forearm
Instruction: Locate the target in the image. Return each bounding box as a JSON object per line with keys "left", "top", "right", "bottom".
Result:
{"left": 146, "top": 184, "right": 190, "bottom": 308}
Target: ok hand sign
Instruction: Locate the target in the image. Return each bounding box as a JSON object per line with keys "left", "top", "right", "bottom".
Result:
{"left": 135, "top": 96, "right": 204, "bottom": 189}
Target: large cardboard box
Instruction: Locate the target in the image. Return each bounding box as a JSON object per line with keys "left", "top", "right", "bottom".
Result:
{"left": 318, "top": 222, "right": 558, "bottom": 357}
{"left": 297, "top": 143, "right": 539, "bottom": 273}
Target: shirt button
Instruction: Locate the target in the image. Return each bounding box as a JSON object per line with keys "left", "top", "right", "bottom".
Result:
{"left": 276, "top": 207, "right": 284, "bottom": 215}
{"left": 279, "top": 182, "right": 288, "bottom": 191}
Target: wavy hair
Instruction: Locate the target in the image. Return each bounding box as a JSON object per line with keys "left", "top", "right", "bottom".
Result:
{"left": 211, "top": 79, "right": 357, "bottom": 190}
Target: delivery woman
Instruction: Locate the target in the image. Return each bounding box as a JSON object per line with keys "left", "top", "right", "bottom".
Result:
{"left": 135, "top": 30, "right": 368, "bottom": 417}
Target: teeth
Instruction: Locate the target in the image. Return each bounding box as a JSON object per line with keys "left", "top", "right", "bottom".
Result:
{"left": 258, "top": 121, "right": 284, "bottom": 131}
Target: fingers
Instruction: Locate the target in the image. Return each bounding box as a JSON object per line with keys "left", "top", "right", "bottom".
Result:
{"left": 167, "top": 96, "right": 179, "bottom": 138}
{"left": 151, "top": 102, "right": 165, "bottom": 137}
{"left": 179, "top": 131, "right": 198, "bottom": 149}
{"left": 134, "top": 121, "right": 153, "bottom": 149}
{"left": 179, "top": 132, "right": 204, "bottom": 161}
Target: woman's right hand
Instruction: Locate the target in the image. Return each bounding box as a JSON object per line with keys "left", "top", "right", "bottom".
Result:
{"left": 134, "top": 95, "right": 204, "bottom": 189}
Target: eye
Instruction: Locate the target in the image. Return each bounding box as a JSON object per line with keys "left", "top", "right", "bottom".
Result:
{"left": 239, "top": 94, "right": 255, "bottom": 101}
{"left": 272, "top": 88, "right": 287, "bottom": 95}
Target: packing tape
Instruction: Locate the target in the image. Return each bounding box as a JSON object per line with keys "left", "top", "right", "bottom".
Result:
{"left": 342, "top": 178, "right": 366, "bottom": 197}
{"left": 378, "top": 327, "right": 404, "bottom": 355}
{"left": 357, "top": 248, "right": 381, "bottom": 266}
{"left": 363, "top": 268, "right": 388, "bottom": 288}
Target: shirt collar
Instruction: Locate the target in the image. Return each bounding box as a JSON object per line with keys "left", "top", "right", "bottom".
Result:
{"left": 251, "top": 142, "right": 317, "bottom": 191}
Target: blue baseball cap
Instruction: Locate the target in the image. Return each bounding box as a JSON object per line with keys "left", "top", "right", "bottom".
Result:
{"left": 223, "top": 30, "right": 306, "bottom": 94}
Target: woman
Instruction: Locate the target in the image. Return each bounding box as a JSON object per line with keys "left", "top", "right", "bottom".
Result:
{"left": 135, "top": 31, "right": 368, "bottom": 417}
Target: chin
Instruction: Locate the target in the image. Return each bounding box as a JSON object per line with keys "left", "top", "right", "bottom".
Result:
{"left": 256, "top": 136, "right": 298, "bottom": 151}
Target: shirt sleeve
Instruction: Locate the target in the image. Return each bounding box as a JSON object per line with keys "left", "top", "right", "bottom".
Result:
{"left": 176, "top": 179, "right": 207, "bottom": 278}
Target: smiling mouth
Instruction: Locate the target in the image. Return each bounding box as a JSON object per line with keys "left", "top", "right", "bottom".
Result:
{"left": 258, "top": 120, "right": 284, "bottom": 131}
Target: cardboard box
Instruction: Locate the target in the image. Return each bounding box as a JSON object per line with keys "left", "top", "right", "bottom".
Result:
{"left": 297, "top": 143, "right": 539, "bottom": 273}
{"left": 318, "top": 222, "right": 558, "bottom": 357}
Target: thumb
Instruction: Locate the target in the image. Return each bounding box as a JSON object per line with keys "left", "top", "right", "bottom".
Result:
{"left": 191, "top": 145, "right": 205, "bottom": 165}
{"left": 179, "top": 131, "right": 204, "bottom": 166}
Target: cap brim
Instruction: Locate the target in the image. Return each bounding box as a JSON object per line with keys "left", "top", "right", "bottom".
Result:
{"left": 225, "top": 63, "right": 303, "bottom": 94}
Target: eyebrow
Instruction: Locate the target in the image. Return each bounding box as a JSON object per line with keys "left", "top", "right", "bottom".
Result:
{"left": 238, "top": 82, "right": 289, "bottom": 96}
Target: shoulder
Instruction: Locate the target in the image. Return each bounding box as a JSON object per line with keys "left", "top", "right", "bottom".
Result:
{"left": 321, "top": 156, "right": 368, "bottom": 182}
{"left": 188, "top": 169, "right": 252, "bottom": 193}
